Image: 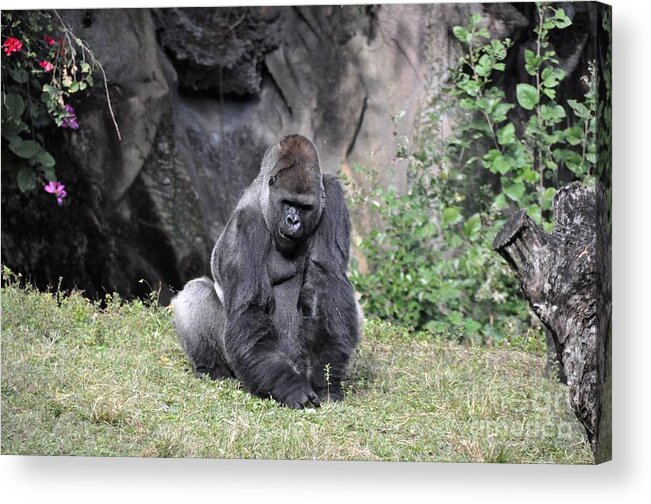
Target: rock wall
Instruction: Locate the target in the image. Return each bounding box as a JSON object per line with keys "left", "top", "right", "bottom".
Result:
{"left": 1, "top": 4, "right": 598, "bottom": 301}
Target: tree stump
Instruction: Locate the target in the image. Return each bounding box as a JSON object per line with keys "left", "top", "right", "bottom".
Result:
{"left": 493, "top": 182, "right": 611, "bottom": 462}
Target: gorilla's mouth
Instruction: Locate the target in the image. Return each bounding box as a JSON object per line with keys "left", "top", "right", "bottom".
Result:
{"left": 278, "top": 230, "right": 296, "bottom": 242}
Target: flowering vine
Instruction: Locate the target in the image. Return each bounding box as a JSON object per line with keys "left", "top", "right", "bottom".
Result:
{"left": 1, "top": 10, "right": 116, "bottom": 206}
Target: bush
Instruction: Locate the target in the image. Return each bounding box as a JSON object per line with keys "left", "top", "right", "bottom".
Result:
{"left": 350, "top": 3, "right": 596, "bottom": 345}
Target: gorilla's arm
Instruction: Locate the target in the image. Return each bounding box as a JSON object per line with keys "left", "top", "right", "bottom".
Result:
{"left": 299, "top": 174, "right": 360, "bottom": 400}
{"left": 213, "top": 205, "right": 320, "bottom": 408}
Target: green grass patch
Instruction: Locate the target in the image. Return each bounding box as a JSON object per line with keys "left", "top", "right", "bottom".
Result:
{"left": 1, "top": 280, "right": 592, "bottom": 463}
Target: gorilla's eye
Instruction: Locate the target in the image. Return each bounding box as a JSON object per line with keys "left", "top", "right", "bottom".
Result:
{"left": 269, "top": 176, "right": 277, "bottom": 187}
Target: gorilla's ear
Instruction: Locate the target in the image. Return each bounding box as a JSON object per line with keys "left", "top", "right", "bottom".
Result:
{"left": 309, "top": 174, "right": 351, "bottom": 270}
{"left": 212, "top": 206, "right": 273, "bottom": 314}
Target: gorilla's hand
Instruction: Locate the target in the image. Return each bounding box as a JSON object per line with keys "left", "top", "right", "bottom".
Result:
{"left": 276, "top": 379, "right": 321, "bottom": 409}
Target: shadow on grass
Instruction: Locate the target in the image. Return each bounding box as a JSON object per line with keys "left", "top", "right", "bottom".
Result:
{"left": 345, "top": 346, "right": 382, "bottom": 396}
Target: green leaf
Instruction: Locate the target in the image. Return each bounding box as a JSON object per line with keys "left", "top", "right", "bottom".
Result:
{"left": 516, "top": 83, "right": 539, "bottom": 110}
{"left": 476, "top": 27, "right": 490, "bottom": 39}
{"left": 459, "top": 79, "right": 480, "bottom": 97}
{"left": 453, "top": 26, "right": 470, "bottom": 44}
{"left": 524, "top": 49, "right": 539, "bottom": 76}
{"left": 540, "top": 104, "right": 566, "bottom": 123}
{"left": 4, "top": 93, "right": 25, "bottom": 118}
{"left": 16, "top": 168, "right": 37, "bottom": 192}
{"left": 459, "top": 98, "right": 476, "bottom": 110}
{"left": 544, "top": 158, "right": 558, "bottom": 171}
{"left": 42, "top": 165, "right": 57, "bottom": 182}
{"left": 9, "top": 139, "right": 40, "bottom": 159}
{"left": 522, "top": 168, "right": 539, "bottom": 183}
{"left": 483, "top": 149, "right": 512, "bottom": 175}
{"left": 492, "top": 102, "right": 514, "bottom": 122}
{"left": 423, "top": 320, "right": 448, "bottom": 333}
{"left": 527, "top": 204, "right": 543, "bottom": 225}
{"left": 542, "top": 67, "right": 566, "bottom": 88}
{"left": 568, "top": 99, "right": 590, "bottom": 119}
{"left": 35, "top": 150, "right": 56, "bottom": 168}
{"left": 489, "top": 39, "right": 508, "bottom": 58}
{"left": 503, "top": 183, "right": 526, "bottom": 202}
{"left": 42, "top": 83, "right": 58, "bottom": 96}
{"left": 8, "top": 67, "right": 29, "bottom": 83}
{"left": 1, "top": 119, "right": 28, "bottom": 142}
{"left": 475, "top": 54, "right": 493, "bottom": 77}
{"left": 463, "top": 213, "right": 482, "bottom": 241}
{"left": 544, "top": 48, "right": 557, "bottom": 58}
{"left": 553, "top": 8, "right": 572, "bottom": 29}
{"left": 464, "top": 318, "right": 483, "bottom": 336}
{"left": 447, "top": 311, "right": 464, "bottom": 326}
{"left": 563, "top": 126, "right": 583, "bottom": 146}
{"left": 80, "top": 61, "right": 91, "bottom": 73}
{"left": 492, "top": 154, "right": 513, "bottom": 175}
{"left": 442, "top": 207, "right": 463, "bottom": 227}
{"left": 29, "top": 102, "right": 50, "bottom": 128}
{"left": 496, "top": 123, "right": 516, "bottom": 145}
{"left": 541, "top": 187, "right": 557, "bottom": 209}
{"left": 492, "top": 193, "right": 508, "bottom": 211}
{"left": 483, "top": 148, "right": 500, "bottom": 163}
{"left": 554, "top": 148, "right": 582, "bottom": 164}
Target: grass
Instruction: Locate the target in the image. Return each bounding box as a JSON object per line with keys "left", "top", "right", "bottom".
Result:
{"left": 0, "top": 275, "right": 593, "bottom": 463}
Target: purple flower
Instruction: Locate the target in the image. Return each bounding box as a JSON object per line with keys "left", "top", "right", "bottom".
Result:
{"left": 44, "top": 181, "right": 68, "bottom": 205}
{"left": 61, "top": 104, "right": 79, "bottom": 129}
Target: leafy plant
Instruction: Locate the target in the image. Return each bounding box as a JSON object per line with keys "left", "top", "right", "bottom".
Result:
{"left": 449, "top": 4, "right": 595, "bottom": 229}
{"left": 1, "top": 10, "right": 117, "bottom": 204}
{"left": 349, "top": 158, "right": 530, "bottom": 344}
{"left": 350, "top": 3, "right": 597, "bottom": 344}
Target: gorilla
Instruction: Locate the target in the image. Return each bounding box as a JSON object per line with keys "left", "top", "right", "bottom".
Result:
{"left": 171, "top": 134, "right": 360, "bottom": 408}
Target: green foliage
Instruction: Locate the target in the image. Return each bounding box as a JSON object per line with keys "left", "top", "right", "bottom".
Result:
{"left": 349, "top": 159, "right": 532, "bottom": 344}
{"left": 449, "top": 2, "right": 595, "bottom": 218}
{"left": 1, "top": 10, "right": 97, "bottom": 193}
{"left": 351, "top": 2, "right": 597, "bottom": 343}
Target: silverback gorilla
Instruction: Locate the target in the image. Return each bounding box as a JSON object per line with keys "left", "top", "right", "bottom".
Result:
{"left": 171, "top": 134, "right": 360, "bottom": 408}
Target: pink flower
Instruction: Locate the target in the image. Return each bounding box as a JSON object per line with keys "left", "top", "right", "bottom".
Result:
{"left": 44, "top": 181, "right": 68, "bottom": 205}
{"left": 43, "top": 35, "right": 56, "bottom": 46}
{"left": 39, "top": 60, "right": 54, "bottom": 72}
{"left": 2, "top": 37, "right": 22, "bottom": 56}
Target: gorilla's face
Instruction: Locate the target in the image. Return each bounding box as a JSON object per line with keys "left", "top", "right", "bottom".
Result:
{"left": 268, "top": 168, "right": 322, "bottom": 254}
{"left": 262, "top": 135, "right": 324, "bottom": 255}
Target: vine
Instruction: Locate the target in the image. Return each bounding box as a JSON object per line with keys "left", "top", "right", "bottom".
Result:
{"left": 1, "top": 10, "right": 119, "bottom": 205}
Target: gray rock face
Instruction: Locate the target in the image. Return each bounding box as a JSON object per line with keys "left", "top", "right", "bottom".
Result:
{"left": 154, "top": 7, "right": 283, "bottom": 94}
{"left": 0, "top": 4, "right": 598, "bottom": 300}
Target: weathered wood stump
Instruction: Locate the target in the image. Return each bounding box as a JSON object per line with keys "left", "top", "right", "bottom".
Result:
{"left": 493, "top": 182, "right": 611, "bottom": 462}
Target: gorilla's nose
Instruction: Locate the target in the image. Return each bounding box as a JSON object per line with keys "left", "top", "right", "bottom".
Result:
{"left": 286, "top": 214, "right": 301, "bottom": 230}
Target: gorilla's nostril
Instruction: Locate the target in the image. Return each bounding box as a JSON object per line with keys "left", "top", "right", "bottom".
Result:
{"left": 287, "top": 215, "right": 299, "bottom": 226}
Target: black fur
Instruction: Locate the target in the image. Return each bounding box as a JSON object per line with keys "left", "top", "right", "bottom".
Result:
{"left": 172, "top": 135, "right": 360, "bottom": 408}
